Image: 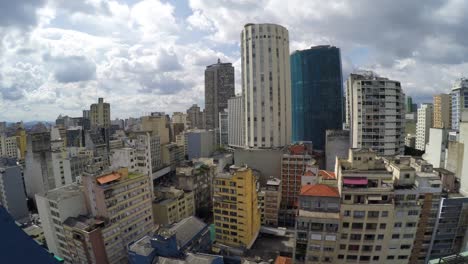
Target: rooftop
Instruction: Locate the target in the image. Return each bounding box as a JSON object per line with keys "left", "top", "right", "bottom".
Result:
{"left": 300, "top": 184, "right": 340, "bottom": 198}
{"left": 41, "top": 183, "right": 82, "bottom": 201}
{"left": 63, "top": 215, "right": 105, "bottom": 232}
{"left": 319, "top": 170, "right": 336, "bottom": 179}
{"left": 298, "top": 210, "right": 340, "bottom": 219}
{"left": 156, "top": 216, "right": 207, "bottom": 249}
{"left": 275, "top": 256, "right": 292, "bottom": 264}
{"left": 128, "top": 236, "right": 153, "bottom": 257}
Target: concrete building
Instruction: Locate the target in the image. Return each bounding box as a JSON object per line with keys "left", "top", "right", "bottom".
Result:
{"left": 234, "top": 148, "right": 283, "bottom": 185}
{"left": 259, "top": 177, "right": 281, "bottom": 227}
{"left": 126, "top": 132, "right": 162, "bottom": 180}
{"left": 90, "top": 98, "right": 111, "bottom": 128}
{"left": 172, "top": 112, "right": 188, "bottom": 127}
{"left": 451, "top": 78, "right": 468, "bottom": 130}
{"left": 0, "top": 158, "right": 29, "bottom": 222}
{"left": 291, "top": 45, "right": 343, "bottom": 150}
{"left": 241, "top": 23, "right": 292, "bottom": 148}
{"left": 141, "top": 113, "right": 170, "bottom": 145}
{"left": 219, "top": 110, "right": 229, "bottom": 146}
{"left": 24, "top": 132, "right": 55, "bottom": 199}
{"left": 0, "top": 133, "right": 19, "bottom": 159}
{"left": 325, "top": 130, "right": 350, "bottom": 171}
{"left": 406, "top": 96, "right": 414, "bottom": 113}
{"left": 280, "top": 143, "right": 317, "bottom": 226}
{"left": 128, "top": 216, "right": 210, "bottom": 264}
{"left": 294, "top": 184, "right": 340, "bottom": 264}
{"left": 213, "top": 165, "right": 260, "bottom": 249}
{"left": 176, "top": 162, "right": 215, "bottom": 216}
{"left": 81, "top": 168, "right": 154, "bottom": 263}
{"left": 175, "top": 133, "right": 187, "bottom": 157}
{"left": 187, "top": 104, "right": 204, "bottom": 129}
{"left": 423, "top": 128, "right": 449, "bottom": 168}
{"left": 433, "top": 94, "right": 451, "bottom": 129}
{"left": 405, "top": 134, "right": 416, "bottom": 148}
{"left": 35, "top": 184, "right": 88, "bottom": 262}
{"left": 345, "top": 72, "right": 406, "bottom": 156}
{"left": 186, "top": 130, "right": 215, "bottom": 160}
{"left": 416, "top": 103, "right": 433, "bottom": 151}
{"left": 161, "top": 143, "right": 184, "bottom": 171}
{"left": 152, "top": 187, "right": 195, "bottom": 226}
{"left": 227, "top": 95, "right": 244, "bottom": 148}
{"left": 205, "top": 59, "right": 235, "bottom": 130}
{"left": 458, "top": 111, "right": 468, "bottom": 196}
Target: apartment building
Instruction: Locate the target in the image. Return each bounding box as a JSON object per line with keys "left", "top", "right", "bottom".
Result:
{"left": 152, "top": 187, "right": 195, "bottom": 225}
{"left": 0, "top": 158, "right": 29, "bottom": 222}
{"left": 36, "top": 184, "right": 88, "bottom": 262}
{"left": 176, "top": 162, "right": 215, "bottom": 216}
{"left": 261, "top": 178, "right": 281, "bottom": 226}
{"left": 346, "top": 72, "right": 406, "bottom": 156}
{"left": 82, "top": 168, "right": 154, "bottom": 263}
{"left": 280, "top": 143, "right": 317, "bottom": 226}
{"left": 90, "top": 98, "right": 111, "bottom": 129}
{"left": 213, "top": 165, "right": 261, "bottom": 249}
{"left": 433, "top": 94, "right": 451, "bottom": 129}
{"left": 140, "top": 113, "right": 170, "bottom": 144}
{"left": 416, "top": 103, "right": 433, "bottom": 151}
{"left": 294, "top": 184, "right": 340, "bottom": 264}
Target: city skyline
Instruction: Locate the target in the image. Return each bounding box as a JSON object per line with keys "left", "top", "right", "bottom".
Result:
{"left": 2, "top": 1, "right": 468, "bottom": 121}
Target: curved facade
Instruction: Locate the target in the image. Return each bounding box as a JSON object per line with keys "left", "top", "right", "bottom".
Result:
{"left": 291, "top": 45, "right": 343, "bottom": 150}
{"left": 241, "top": 23, "right": 291, "bottom": 148}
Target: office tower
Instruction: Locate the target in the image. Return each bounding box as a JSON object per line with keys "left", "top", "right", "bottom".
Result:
{"left": 325, "top": 130, "right": 350, "bottom": 171}
{"left": 177, "top": 163, "right": 215, "bottom": 216}
{"left": 161, "top": 143, "right": 184, "bottom": 170}
{"left": 458, "top": 112, "right": 468, "bottom": 197}
{"left": 346, "top": 72, "right": 405, "bottom": 156}
{"left": 90, "top": 98, "right": 111, "bottom": 129}
{"left": 0, "top": 158, "right": 29, "bottom": 222}
{"left": 152, "top": 187, "right": 195, "bottom": 225}
{"left": 141, "top": 113, "right": 170, "bottom": 145}
{"left": 187, "top": 104, "right": 204, "bottom": 129}
{"left": 280, "top": 143, "right": 317, "bottom": 226}
{"left": 258, "top": 177, "right": 281, "bottom": 226}
{"left": 172, "top": 112, "right": 188, "bottom": 126}
{"left": 35, "top": 184, "right": 88, "bottom": 261}
{"left": 204, "top": 59, "right": 235, "bottom": 130}
{"left": 15, "top": 127, "right": 27, "bottom": 160}
{"left": 213, "top": 165, "right": 260, "bottom": 249}
{"left": 406, "top": 96, "right": 414, "bottom": 113}
{"left": 185, "top": 130, "right": 215, "bottom": 160}
{"left": 81, "top": 168, "right": 154, "bottom": 263}
{"left": 433, "top": 94, "right": 451, "bottom": 129}
{"left": 227, "top": 96, "right": 244, "bottom": 148}
{"left": 241, "top": 23, "right": 291, "bottom": 148}
{"left": 294, "top": 184, "right": 340, "bottom": 263}
{"left": 415, "top": 103, "right": 433, "bottom": 151}
{"left": 424, "top": 128, "right": 449, "bottom": 168}
{"left": 451, "top": 78, "right": 468, "bottom": 130}
{"left": 290, "top": 45, "right": 343, "bottom": 150}
{"left": 126, "top": 131, "right": 162, "bottom": 177}
{"left": 218, "top": 110, "right": 228, "bottom": 146}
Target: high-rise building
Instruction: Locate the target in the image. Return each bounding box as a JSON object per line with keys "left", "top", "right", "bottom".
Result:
{"left": 81, "top": 168, "right": 154, "bottom": 263}
{"left": 24, "top": 132, "right": 54, "bottom": 199}
{"left": 280, "top": 143, "right": 317, "bottom": 226}
{"left": 433, "top": 94, "right": 451, "bottom": 129}
{"left": 0, "top": 158, "right": 29, "bottom": 222}
{"left": 227, "top": 96, "right": 244, "bottom": 148}
{"left": 152, "top": 187, "right": 195, "bottom": 225}
{"left": 451, "top": 78, "right": 468, "bottom": 130}
{"left": 186, "top": 130, "right": 215, "bottom": 160}
{"left": 290, "top": 45, "right": 343, "bottom": 150}
{"left": 204, "top": 59, "right": 235, "bottom": 130}
{"left": 0, "top": 133, "right": 19, "bottom": 159}
{"left": 141, "top": 113, "right": 170, "bottom": 145}
{"left": 241, "top": 23, "right": 291, "bottom": 148}
{"left": 187, "top": 104, "right": 204, "bottom": 129}
{"left": 35, "top": 184, "right": 88, "bottom": 262}
{"left": 258, "top": 177, "right": 281, "bottom": 226}
{"left": 415, "top": 103, "right": 433, "bottom": 151}
{"left": 90, "top": 98, "right": 111, "bottom": 129}
{"left": 345, "top": 72, "right": 405, "bottom": 156}
{"left": 213, "top": 165, "right": 260, "bottom": 249}
{"left": 218, "top": 110, "right": 228, "bottom": 146}
{"left": 406, "top": 96, "right": 414, "bottom": 113}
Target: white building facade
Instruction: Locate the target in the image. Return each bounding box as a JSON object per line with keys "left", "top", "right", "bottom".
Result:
{"left": 227, "top": 96, "right": 244, "bottom": 148}
{"left": 241, "top": 23, "right": 292, "bottom": 148}
{"left": 451, "top": 78, "right": 468, "bottom": 131}
{"left": 415, "top": 103, "right": 433, "bottom": 151}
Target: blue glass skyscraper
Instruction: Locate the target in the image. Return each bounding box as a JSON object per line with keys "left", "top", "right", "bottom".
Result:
{"left": 291, "top": 45, "right": 343, "bottom": 149}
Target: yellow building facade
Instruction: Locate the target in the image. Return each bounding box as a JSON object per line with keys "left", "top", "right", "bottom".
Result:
{"left": 213, "top": 166, "right": 260, "bottom": 249}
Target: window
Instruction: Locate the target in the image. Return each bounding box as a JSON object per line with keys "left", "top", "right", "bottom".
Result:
{"left": 377, "top": 234, "right": 384, "bottom": 240}
{"left": 387, "top": 256, "right": 395, "bottom": 260}
{"left": 380, "top": 223, "right": 387, "bottom": 229}
{"left": 354, "top": 211, "right": 365, "bottom": 218}
{"left": 398, "top": 255, "right": 408, "bottom": 260}
{"left": 394, "top": 222, "right": 402, "bottom": 228}
{"left": 392, "top": 234, "right": 400, "bottom": 239}
{"left": 408, "top": 210, "right": 419, "bottom": 216}
{"left": 342, "top": 222, "right": 350, "bottom": 228}
{"left": 401, "top": 245, "right": 411, "bottom": 250}
{"left": 368, "top": 211, "right": 379, "bottom": 218}
{"left": 381, "top": 211, "right": 388, "bottom": 217}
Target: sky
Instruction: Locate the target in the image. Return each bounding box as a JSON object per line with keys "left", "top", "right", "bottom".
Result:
{"left": 1, "top": 0, "right": 468, "bottom": 122}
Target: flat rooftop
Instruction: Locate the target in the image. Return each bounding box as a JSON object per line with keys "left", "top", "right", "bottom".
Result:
{"left": 41, "top": 183, "right": 82, "bottom": 201}
{"left": 129, "top": 236, "right": 154, "bottom": 257}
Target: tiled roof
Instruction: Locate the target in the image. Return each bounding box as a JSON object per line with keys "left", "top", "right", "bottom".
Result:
{"left": 275, "top": 256, "right": 292, "bottom": 264}
{"left": 96, "top": 172, "right": 121, "bottom": 184}
{"left": 319, "top": 170, "right": 336, "bottom": 179}
{"left": 300, "top": 184, "right": 339, "bottom": 197}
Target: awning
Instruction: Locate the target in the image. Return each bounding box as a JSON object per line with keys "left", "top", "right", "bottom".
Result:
{"left": 96, "top": 173, "right": 121, "bottom": 184}
{"left": 343, "top": 178, "right": 368, "bottom": 185}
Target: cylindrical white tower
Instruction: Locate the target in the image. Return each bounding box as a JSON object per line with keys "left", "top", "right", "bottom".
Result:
{"left": 241, "top": 23, "right": 291, "bottom": 148}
